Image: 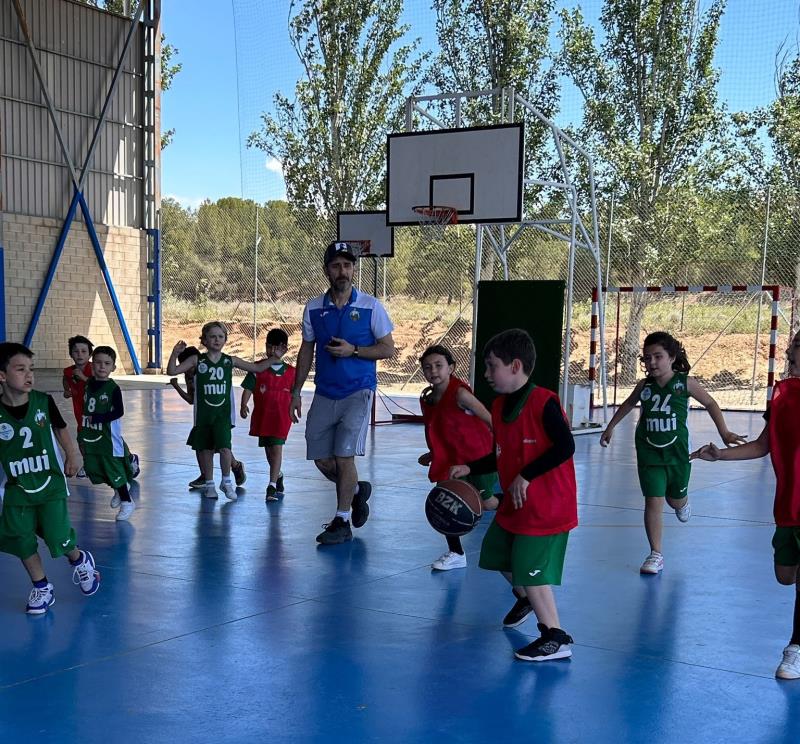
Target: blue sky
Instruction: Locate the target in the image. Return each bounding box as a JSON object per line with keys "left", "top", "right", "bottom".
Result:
{"left": 161, "top": 1, "right": 800, "bottom": 210}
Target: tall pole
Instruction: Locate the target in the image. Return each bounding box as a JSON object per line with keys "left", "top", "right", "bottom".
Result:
{"left": 750, "top": 185, "right": 771, "bottom": 403}
{"left": 253, "top": 207, "right": 259, "bottom": 361}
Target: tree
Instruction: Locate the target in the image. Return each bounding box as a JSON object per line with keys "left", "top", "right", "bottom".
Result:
{"left": 248, "top": 0, "right": 425, "bottom": 216}
{"left": 76, "top": 0, "right": 182, "bottom": 149}
{"left": 560, "top": 0, "right": 726, "bottom": 380}
{"left": 428, "top": 0, "right": 559, "bottom": 280}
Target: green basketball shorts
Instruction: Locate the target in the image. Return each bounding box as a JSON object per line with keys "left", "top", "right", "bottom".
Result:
{"left": 479, "top": 520, "right": 570, "bottom": 586}
{"left": 772, "top": 527, "right": 800, "bottom": 567}
{"left": 0, "top": 499, "right": 77, "bottom": 560}
{"left": 187, "top": 418, "right": 233, "bottom": 451}
{"left": 637, "top": 462, "right": 691, "bottom": 501}
{"left": 83, "top": 453, "right": 133, "bottom": 488}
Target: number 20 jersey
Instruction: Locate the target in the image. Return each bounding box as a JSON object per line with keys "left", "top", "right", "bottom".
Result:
{"left": 634, "top": 372, "right": 690, "bottom": 465}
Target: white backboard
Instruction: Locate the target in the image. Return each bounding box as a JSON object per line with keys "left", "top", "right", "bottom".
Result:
{"left": 337, "top": 210, "right": 395, "bottom": 257}
{"left": 386, "top": 123, "right": 524, "bottom": 226}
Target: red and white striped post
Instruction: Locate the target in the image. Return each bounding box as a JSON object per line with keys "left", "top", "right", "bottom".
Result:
{"left": 767, "top": 285, "right": 780, "bottom": 402}
{"left": 589, "top": 287, "right": 599, "bottom": 412}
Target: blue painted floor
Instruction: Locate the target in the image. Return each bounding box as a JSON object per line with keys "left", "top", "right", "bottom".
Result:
{"left": 1, "top": 387, "right": 799, "bottom": 743}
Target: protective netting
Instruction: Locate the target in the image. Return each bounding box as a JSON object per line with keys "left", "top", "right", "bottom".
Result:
{"left": 161, "top": 1, "right": 800, "bottom": 407}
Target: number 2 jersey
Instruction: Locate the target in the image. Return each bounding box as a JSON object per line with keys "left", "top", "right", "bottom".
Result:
{"left": 0, "top": 390, "right": 68, "bottom": 506}
{"left": 194, "top": 352, "right": 235, "bottom": 427}
{"left": 634, "top": 372, "right": 690, "bottom": 465}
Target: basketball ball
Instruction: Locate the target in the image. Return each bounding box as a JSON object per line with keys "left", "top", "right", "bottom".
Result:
{"left": 425, "top": 479, "right": 483, "bottom": 537}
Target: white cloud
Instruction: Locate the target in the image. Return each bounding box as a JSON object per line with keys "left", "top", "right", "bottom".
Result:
{"left": 265, "top": 157, "right": 284, "bottom": 175}
{"left": 165, "top": 193, "right": 208, "bottom": 211}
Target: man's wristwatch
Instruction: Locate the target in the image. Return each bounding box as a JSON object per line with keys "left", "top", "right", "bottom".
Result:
{"left": 352, "top": 345, "right": 359, "bottom": 358}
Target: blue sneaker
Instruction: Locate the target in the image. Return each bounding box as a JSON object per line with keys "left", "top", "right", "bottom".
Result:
{"left": 26, "top": 583, "right": 55, "bottom": 615}
{"left": 72, "top": 550, "right": 100, "bottom": 596}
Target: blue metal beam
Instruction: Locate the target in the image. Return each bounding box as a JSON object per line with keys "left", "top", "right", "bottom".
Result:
{"left": 24, "top": 189, "right": 81, "bottom": 347}
{"left": 78, "top": 193, "right": 142, "bottom": 374}
{"left": 0, "top": 245, "right": 5, "bottom": 342}
{"left": 146, "top": 228, "right": 162, "bottom": 369}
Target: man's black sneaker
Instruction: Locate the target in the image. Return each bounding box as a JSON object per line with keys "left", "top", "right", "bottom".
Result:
{"left": 276, "top": 472, "right": 285, "bottom": 494}
{"left": 351, "top": 481, "right": 372, "bottom": 528}
{"left": 503, "top": 592, "right": 534, "bottom": 628}
{"left": 316, "top": 516, "right": 353, "bottom": 544}
{"left": 266, "top": 484, "right": 279, "bottom": 502}
{"left": 232, "top": 460, "right": 246, "bottom": 486}
{"left": 514, "top": 623, "right": 573, "bottom": 662}
{"left": 188, "top": 475, "right": 205, "bottom": 489}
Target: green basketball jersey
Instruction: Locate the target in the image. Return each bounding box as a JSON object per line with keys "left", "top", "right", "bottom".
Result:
{"left": 79, "top": 379, "right": 125, "bottom": 457}
{"left": 194, "top": 353, "right": 235, "bottom": 426}
{"left": 0, "top": 390, "right": 67, "bottom": 505}
{"left": 634, "top": 372, "right": 690, "bottom": 465}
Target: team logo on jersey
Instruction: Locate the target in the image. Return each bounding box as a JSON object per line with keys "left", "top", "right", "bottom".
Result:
{"left": 223, "top": 358, "right": 231, "bottom": 365}
{"left": 99, "top": 393, "right": 109, "bottom": 403}
{"left": 198, "top": 362, "right": 208, "bottom": 374}
{"left": 259, "top": 385, "right": 267, "bottom": 394}
{"left": 34, "top": 409, "right": 47, "bottom": 427}
{"left": 349, "top": 309, "right": 360, "bottom": 322}
{"left": 640, "top": 387, "right": 652, "bottom": 401}
{"left": 0, "top": 422, "right": 13, "bottom": 441}
{"left": 673, "top": 381, "right": 685, "bottom": 393}
{"left": 496, "top": 444, "right": 502, "bottom": 457}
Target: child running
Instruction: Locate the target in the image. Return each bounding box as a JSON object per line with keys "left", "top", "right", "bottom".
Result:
{"left": 167, "top": 321, "right": 272, "bottom": 500}
{"left": 418, "top": 345, "right": 498, "bottom": 571}
{"left": 693, "top": 330, "right": 800, "bottom": 680}
{"left": 78, "top": 346, "right": 136, "bottom": 520}
{"left": 0, "top": 342, "right": 100, "bottom": 614}
{"left": 600, "top": 331, "right": 745, "bottom": 574}
{"left": 451, "top": 329, "right": 578, "bottom": 662}
{"left": 169, "top": 345, "right": 246, "bottom": 490}
{"left": 240, "top": 328, "right": 295, "bottom": 501}
{"left": 63, "top": 334, "right": 140, "bottom": 479}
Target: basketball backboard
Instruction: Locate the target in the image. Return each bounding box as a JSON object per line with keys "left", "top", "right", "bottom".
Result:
{"left": 337, "top": 210, "right": 395, "bottom": 257}
{"left": 386, "top": 123, "right": 524, "bottom": 226}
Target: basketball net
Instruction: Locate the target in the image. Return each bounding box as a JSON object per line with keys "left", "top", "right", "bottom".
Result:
{"left": 412, "top": 205, "right": 458, "bottom": 241}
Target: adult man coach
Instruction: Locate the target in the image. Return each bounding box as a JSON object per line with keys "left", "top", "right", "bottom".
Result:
{"left": 291, "top": 242, "right": 395, "bottom": 544}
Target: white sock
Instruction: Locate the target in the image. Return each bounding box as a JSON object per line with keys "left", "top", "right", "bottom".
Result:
{"left": 336, "top": 510, "right": 351, "bottom": 520}
{"left": 222, "top": 475, "right": 232, "bottom": 484}
{"left": 353, "top": 483, "right": 360, "bottom": 495}
{"left": 205, "top": 480, "right": 214, "bottom": 486}
{"left": 269, "top": 481, "right": 277, "bottom": 488}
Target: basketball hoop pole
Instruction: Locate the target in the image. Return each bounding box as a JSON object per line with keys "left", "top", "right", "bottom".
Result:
{"left": 469, "top": 225, "right": 484, "bottom": 388}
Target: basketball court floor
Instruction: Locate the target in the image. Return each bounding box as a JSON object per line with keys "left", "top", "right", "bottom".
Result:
{"left": 1, "top": 385, "right": 799, "bottom": 742}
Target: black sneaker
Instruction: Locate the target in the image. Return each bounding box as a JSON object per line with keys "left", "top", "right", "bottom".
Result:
{"left": 129, "top": 453, "right": 141, "bottom": 479}
{"left": 265, "top": 484, "right": 279, "bottom": 502}
{"left": 232, "top": 460, "right": 246, "bottom": 487}
{"left": 276, "top": 472, "right": 285, "bottom": 494}
{"left": 188, "top": 475, "right": 205, "bottom": 489}
{"left": 503, "top": 592, "right": 534, "bottom": 628}
{"left": 316, "top": 516, "right": 353, "bottom": 544}
{"left": 351, "top": 481, "right": 372, "bottom": 528}
{"left": 514, "top": 623, "right": 573, "bottom": 662}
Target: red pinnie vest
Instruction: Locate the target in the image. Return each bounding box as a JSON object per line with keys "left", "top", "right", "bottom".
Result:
{"left": 492, "top": 386, "right": 578, "bottom": 536}
{"left": 768, "top": 377, "right": 800, "bottom": 527}
{"left": 420, "top": 376, "right": 493, "bottom": 482}
{"left": 248, "top": 365, "right": 296, "bottom": 440}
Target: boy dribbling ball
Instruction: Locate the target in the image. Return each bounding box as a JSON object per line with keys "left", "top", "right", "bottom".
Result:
{"left": 693, "top": 331, "right": 800, "bottom": 680}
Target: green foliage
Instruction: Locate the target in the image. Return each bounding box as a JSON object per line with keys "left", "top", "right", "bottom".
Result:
{"left": 248, "top": 0, "right": 426, "bottom": 216}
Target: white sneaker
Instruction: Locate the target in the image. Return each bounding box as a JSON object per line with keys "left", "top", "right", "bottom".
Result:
{"left": 72, "top": 550, "right": 100, "bottom": 595}
{"left": 640, "top": 551, "right": 664, "bottom": 574}
{"left": 431, "top": 551, "right": 467, "bottom": 571}
{"left": 116, "top": 500, "right": 136, "bottom": 521}
{"left": 776, "top": 644, "right": 800, "bottom": 680}
{"left": 76, "top": 467, "right": 87, "bottom": 478}
{"left": 675, "top": 501, "right": 691, "bottom": 523}
{"left": 26, "top": 583, "right": 55, "bottom": 615}
{"left": 110, "top": 490, "right": 121, "bottom": 508}
{"left": 221, "top": 481, "right": 237, "bottom": 501}
{"left": 202, "top": 483, "right": 219, "bottom": 499}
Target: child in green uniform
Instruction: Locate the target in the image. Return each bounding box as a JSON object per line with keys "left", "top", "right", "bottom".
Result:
{"left": 167, "top": 321, "right": 273, "bottom": 501}
{"left": 79, "top": 346, "right": 136, "bottom": 521}
{"left": 0, "top": 342, "right": 100, "bottom": 614}
{"left": 600, "top": 331, "right": 745, "bottom": 574}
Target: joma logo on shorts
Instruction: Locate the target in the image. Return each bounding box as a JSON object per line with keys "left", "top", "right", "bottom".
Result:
{"left": 9, "top": 450, "right": 51, "bottom": 477}
{"left": 646, "top": 415, "right": 677, "bottom": 433}
{"left": 434, "top": 491, "right": 461, "bottom": 515}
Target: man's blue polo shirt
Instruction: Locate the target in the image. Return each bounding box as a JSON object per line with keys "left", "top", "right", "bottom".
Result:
{"left": 302, "top": 288, "right": 394, "bottom": 400}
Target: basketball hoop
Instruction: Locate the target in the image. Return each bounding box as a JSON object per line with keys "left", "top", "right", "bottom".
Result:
{"left": 345, "top": 240, "right": 371, "bottom": 257}
{"left": 412, "top": 205, "right": 458, "bottom": 241}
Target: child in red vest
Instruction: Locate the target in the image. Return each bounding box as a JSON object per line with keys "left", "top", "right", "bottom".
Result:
{"left": 452, "top": 328, "right": 577, "bottom": 662}
{"left": 241, "top": 328, "right": 296, "bottom": 501}
{"left": 694, "top": 330, "right": 800, "bottom": 680}
{"left": 418, "top": 345, "right": 498, "bottom": 571}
